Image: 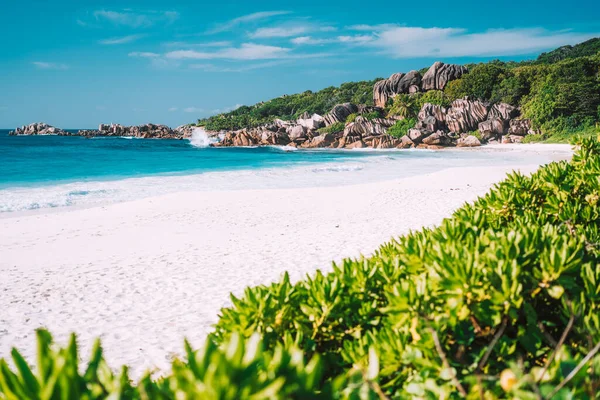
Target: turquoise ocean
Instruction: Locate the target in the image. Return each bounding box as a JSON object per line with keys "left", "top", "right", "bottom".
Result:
{"left": 0, "top": 128, "right": 565, "bottom": 213}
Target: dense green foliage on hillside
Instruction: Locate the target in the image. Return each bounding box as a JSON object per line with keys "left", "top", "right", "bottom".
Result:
{"left": 197, "top": 79, "right": 379, "bottom": 131}
{"left": 197, "top": 39, "right": 600, "bottom": 142}
{"left": 2, "top": 137, "right": 600, "bottom": 399}
{"left": 537, "top": 38, "right": 600, "bottom": 64}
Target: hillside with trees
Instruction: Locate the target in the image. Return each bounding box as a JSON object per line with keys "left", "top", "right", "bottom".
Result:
{"left": 197, "top": 39, "right": 600, "bottom": 143}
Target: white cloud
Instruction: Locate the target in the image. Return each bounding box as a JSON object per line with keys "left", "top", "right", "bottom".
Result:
{"left": 128, "top": 51, "right": 160, "bottom": 58}
{"left": 100, "top": 34, "right": 145, "bottom": 45}
{"left": 184, "top": 107, "right": 205, "bottom": 113}
{"left": 168, "top": 107, "right": 178, "bottom": 112}
{"left": 291, "top": 34, "right": 373, "bottom": 46}
{"left": 361, "top": 26, "right": 600, "bottom": 58}
{"left": 32, "top": 62, "right": 69, "bottom": 70}
{"left": 166, "top": 43, "right": 291, "bottom": 60}
{"left": 189, "top": 60, "right": 289, "bottom": 72}
{"left": 163, "top": 41, "right": 233, "bottom": 48}
{"left": 348, "top": 24, "right": 398, "bottom": 31}
{"left": 337, "top": 35, "right": 375, "bottom": 44}
{"left": 250, "top": 26, "right": 309, "bottom": 39}
{"left": 208, "top": 11, "right": 290, "bottom": 34}
{"left": 93, "top": 10, "right": 178, "bottom": 28}
{"left": 249, "top": 24, "right": 336, "bottom": 39}
{"left": 291, "top": 36, "right": 329, "bottom": 45}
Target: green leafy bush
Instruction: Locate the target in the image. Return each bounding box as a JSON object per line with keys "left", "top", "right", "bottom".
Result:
{"left": 213, "top": 137, "right": 600, "bottom": 398}
{"left": 386, "top": 118, "right": 416, "bottom": 138}
{"left": 345, "top": 113, "right": 358, "bottom": 123}
{"left": 412, "top": 90, "right": 452, "bottom": 109}
{"left": 520, "top": 134, "right": 547, "bottom": 143}
{"left": 317, "top": 122, "right": 345, "bottom": 134}
{"left": 469, "top": 130, "right": 482, "bottom": 140}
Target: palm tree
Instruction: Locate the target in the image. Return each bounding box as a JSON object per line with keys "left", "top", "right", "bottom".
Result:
{"left": 389, "top": 94, "right": 418, "bottom": 119}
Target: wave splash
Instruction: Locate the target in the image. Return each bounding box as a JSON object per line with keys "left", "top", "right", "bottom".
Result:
{"left": 189, "top": 128, "right": 219, "bottom": 148}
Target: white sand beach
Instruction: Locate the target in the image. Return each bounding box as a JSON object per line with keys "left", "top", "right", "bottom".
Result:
{"left": 0, "top": 145, "right": 572, "bottom": 377}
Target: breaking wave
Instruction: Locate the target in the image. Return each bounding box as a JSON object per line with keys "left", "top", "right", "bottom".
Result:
{"left": 189, "top": 128, "right": 219, "bottom": 148}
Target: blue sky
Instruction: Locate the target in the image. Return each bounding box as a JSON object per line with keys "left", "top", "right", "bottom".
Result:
{"left": 1, "top": 0, "right": 599, "bottom": 129}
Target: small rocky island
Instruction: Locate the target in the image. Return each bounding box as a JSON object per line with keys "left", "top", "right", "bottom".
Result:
{"left": 10, "top": 123, "right": 194, "bottom": 139}
{"left": 10, "top": 61, "right": 539, "bottom": 149}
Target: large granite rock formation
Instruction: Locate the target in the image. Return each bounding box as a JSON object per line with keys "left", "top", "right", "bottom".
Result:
{"left": 508, "top": 119, "right": 534, "bottom": 136}
{"left": 174, "top": 125, "right": 196, "bottom": 139}
{"left": 421, "top": 62, "right": 468, "bottom": 91}
{"left": 323, "top": 103, "right": 359, "bottom": 126}
{"left": 445, "top": 98, "right": 489, "bottom": 133}
{"left": 343, "top": 117, "right": 396, "bottom": 138}
{"left": 297, "top": 113, "right": 325, "bottom": 130}
{"left": 9, "top": 122, "right": 69, "bottom": 136}
{"left": 477, "top": 103, "right": 521, "bottom": 142}
{"left": 373, "top": 71, "right": 423, "bottom": 107}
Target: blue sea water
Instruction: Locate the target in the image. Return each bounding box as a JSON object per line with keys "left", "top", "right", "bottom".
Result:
{"left": 0, "top": 129, "right": 380, "bottom": 188}
{"left": 0, "top": 129, "right": 568, "bottom": 213}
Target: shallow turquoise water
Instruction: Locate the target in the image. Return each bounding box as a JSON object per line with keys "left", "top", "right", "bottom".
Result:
{"left": 0, "top": 130, "right": 380, "bottom": 189}
{"left": 0, "top": 129, "right": 567, "bottom": 213}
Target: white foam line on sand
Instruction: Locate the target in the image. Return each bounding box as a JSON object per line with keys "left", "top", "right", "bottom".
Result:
{"left": 0, "top": 145, "right": 572, "bottom": 377}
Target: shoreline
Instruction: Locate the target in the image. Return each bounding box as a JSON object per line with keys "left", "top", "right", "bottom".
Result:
{"left": 0, "top": 145, "right": 572, "bottom": 378}
{"left": 0, "top": 143, "right": 572, "bottom": 218}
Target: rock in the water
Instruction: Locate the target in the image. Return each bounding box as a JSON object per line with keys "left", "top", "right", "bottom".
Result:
{"left": 323, "top": 103, "right": 359, "bottom": 126}
{"left": 456, "top": 135, "right": 481, "bottom": 147}
{"left": 232, "top": 130, "right": 256, "bottom": 146}
{"left": 373, "top": 70, "right": 422, "bottom": 107}
{"left": 445, "top": 98, "right": 489, "bottom": 133}
{"left": 9, "top": 122, "right": 69, "bottom": 136}
{"left": 508, "top": 119, "right": 533, "bottom": 136}
{"left": 174, "top": 124, "right": 196, "bottom": 138}
{"left": 78, "top": 123, "right": 183, "bottom": 139}
{"left": 421, "top": 62, "right": 468, "bottom": 91}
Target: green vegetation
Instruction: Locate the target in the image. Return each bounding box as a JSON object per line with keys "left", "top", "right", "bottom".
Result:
{"left": 317, "top": 122, "right": 345, "bottom": 134}
{"left": 469, "top": 130, "right": 482, "bottom": 140}
{"left": 3, "top": 137, "right": 600, "bottom": 399}
{"left": 345, "top": 113, "right": 358, "bottom": 123}
{"left": 442, "top": 52, "right": 600, "bottom": 143}
{"left": 197, "top": 79, "right": 380, "bottom": 131}
{"left": 213, "top": 136, "right": 600, "bottom": 398}
{"left": 194, "top": 39, "right": 599, "bottom": 144}
{"left": 387, "top": 94, "right": 418, "bottom": 119}
{"left": 537, "top": 38, "right": 600, "bottom": 64}
{"left": 387, "top": 118, "right": 416, "bottom": 138}
{"left": 520, "top": 134, "right": 547, "bottom": 144}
